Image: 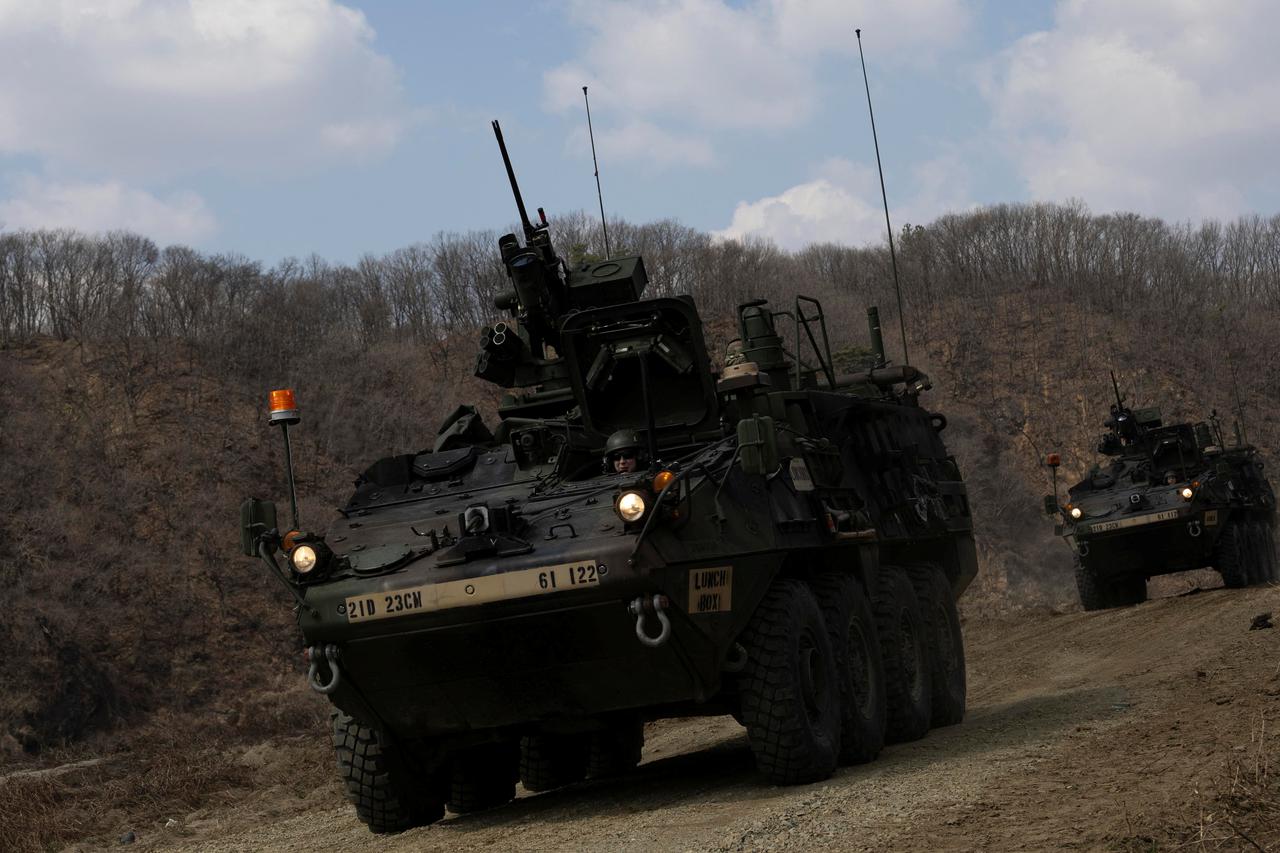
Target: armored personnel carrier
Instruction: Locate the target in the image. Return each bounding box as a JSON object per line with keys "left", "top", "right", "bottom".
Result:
{"left": 240, "top": 122, "right": 979, "bottom": 832}
{"left": 1046, "top": 377, "right": 1276, "bottom": 611}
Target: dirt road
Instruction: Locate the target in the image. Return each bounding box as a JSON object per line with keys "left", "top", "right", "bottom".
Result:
{"left": 138, "top": 584, "right": 1280, "bottom": 852}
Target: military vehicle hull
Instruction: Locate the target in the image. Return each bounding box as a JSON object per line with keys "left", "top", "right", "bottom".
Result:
{"left": 241, "top": 124, "right": 978, "bottom": 832}
{"left": 1053, "top": 405, "right": 1276, "bottom": 610}
{"left": 297, "top": 387, "right": 976, "bottom": 747}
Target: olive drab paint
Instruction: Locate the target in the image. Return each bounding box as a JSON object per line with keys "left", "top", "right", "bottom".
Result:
{"left": 1049, "top": 384, "right": 1277, "bottom": 610}
{"left": 241, "top": 120, "right": 980, "bottom": 833}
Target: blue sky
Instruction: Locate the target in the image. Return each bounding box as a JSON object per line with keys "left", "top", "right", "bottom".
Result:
{"left": 1, "top": 0, "right": 1277, "bottom": 263}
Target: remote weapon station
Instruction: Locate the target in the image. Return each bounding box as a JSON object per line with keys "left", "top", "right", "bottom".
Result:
{"left": 1045, "top": 373, "right": 1276, "bottom": 610}
{"left": 240, "top": 122, "right": 979, "bottom": 832}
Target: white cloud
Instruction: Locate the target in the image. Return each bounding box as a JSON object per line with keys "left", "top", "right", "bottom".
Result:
{"left": 545, "top": 0, "right": 971, "bottom": 163}
{"left": 0, "top": 176, "right": 216, "bottom": 244}
{"left": 567, "top": 119, "right": 714, "bottom": 169}
{"left": 0, "top": 0, "right": 407, "bottom": 177}
{"left": 984, "top": 0, "right": 1280, "bottom": 220}
{"left": 716, "top": 155, "right": 971, "bottom": 250}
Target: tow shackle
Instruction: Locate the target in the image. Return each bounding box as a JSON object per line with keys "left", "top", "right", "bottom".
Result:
{"left": 629, "top": 594, "right": 672, "bottom": 648}
{"left": 306, "top": 644, "right": 342, "bottom": 695}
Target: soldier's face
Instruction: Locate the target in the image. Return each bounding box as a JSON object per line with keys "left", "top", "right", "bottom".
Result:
{"left": 614, "top": 453, "right": 638, "bottom": 473}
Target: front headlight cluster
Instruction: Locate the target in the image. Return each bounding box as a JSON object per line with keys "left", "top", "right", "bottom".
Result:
{"left": 1180, "top": 485, "right": 1195, "bottom": 501}
{"left": 291, "top": 544, "right": 319, "bottom": 573}
{"left": 1069, "top": 506, "right": 1083, "bottom": 520}
{"left": 283, "top": 531, "right": 332, "bottom": 577}
{"left": 614, "top": 471, "right": 679, "bottom": 525}
{"left": 615, "top": 491, "right": 648, "bottom": 522}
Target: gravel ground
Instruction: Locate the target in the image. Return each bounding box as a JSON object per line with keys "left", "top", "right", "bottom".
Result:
{"left": 106, "top": 583, "right": 1280, "bottom": 852}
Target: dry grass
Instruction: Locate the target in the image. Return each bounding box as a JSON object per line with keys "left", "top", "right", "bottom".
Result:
{"left": 0, "top": 731, "right": 249, "bottom": 852}
{"left": 1119, "top": 710, "right": 1280, "bottom": 851}
{"left": 1184, "top": 711, "right": 1280, "bottom": 851}
{"left": 0, "top": 709, "right": 334, "bottom": 852}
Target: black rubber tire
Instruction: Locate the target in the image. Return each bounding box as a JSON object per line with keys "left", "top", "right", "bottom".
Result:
{"left": 872, "top": 568, "right": 932, "bottom": 744}
{"left": 736, "top": 577, "right": 841, "bottom": 785}
{"left": 809, "top": 572, "right": 886, "bottom": 765}
{"left": 447, "top": 742, "right": 518, "bottom": 814}
{"left": 585, "top": 717, "right": 645, "bottom": 779}
{"left": 332, "top": 710, "right": 442, "bottom": 833}
{"left": 1216, "top": 520, "right": 1250, "bottom": 588}
{"left": 1245, "top": 519, "right": 1277, "bottom": 585}
{"left": 908, "top": 566, "right": 967, "bottom": 728}
{"left": 1243, "top": 521, "right": 1264, "bottom": 586}
{"left": 519, "top": 733, "right": 588, "bottom": 792}
{"left": 1110, "top": 575, "right": 1147, "bottom": 607}
{"left": 1074, "top": 555, "right": 1110, "bottom": 611}
{"left": 1262, "top": 520, "right": 1278, "bottom": 582}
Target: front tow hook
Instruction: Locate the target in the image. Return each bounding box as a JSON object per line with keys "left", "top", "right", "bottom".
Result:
{"left": 306, "top": 644, "right": 342, "bottom": 694}
{"left": 629, "top": 594, "right": 672, "bottom": 648}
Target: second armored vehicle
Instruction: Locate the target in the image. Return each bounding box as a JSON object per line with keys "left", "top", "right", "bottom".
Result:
{"left": 241, "top": 122, "right": 979, "bottom": 832}
{"left": 1048, "top": 379, "right": 1276, "bottom": 610}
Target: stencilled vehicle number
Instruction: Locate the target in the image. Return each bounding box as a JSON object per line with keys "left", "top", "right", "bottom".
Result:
{"left": 538, "top": 562, "right": 599, "bottom": 590}
{"left": 1084, "top": 509, "right": 1179, "bottom": 534}
{"left": 346, "top": 561, "right": 600, "bottom": 623}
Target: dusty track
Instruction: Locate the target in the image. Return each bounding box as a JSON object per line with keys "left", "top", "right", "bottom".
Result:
{"left": 136, "top": 584, "right": 1280, "bottom": 852}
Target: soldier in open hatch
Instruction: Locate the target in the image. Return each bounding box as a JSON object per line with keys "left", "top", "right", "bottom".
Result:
{"left": 1045, "top": 374, "right": 1277, "bottom": 611}
{"left": 240, "top": 121, "right": 978, "bottom": 833}
{"left": 604, "top": 429, "right": 643, "bottom": 474}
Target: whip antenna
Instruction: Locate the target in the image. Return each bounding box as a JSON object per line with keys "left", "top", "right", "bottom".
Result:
{"left": 855, "top": 28, "right": 908, "bottom": 366}
{"left": 582, "top": 86, "right": 611, "bottom": 259}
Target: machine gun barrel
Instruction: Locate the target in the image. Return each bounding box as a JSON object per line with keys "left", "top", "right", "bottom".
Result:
{"left": 1110, "top": 369, "right": 1125, "bottom": 412}
{"left": 867, "top": 306, "right": 886, "bottom": 368}
{"left": 492, "top": 120, "right": 535, "bottom": 240}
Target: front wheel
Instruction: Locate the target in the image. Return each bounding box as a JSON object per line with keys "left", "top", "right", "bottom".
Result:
{"left": 736, "top": 578, "right": 841, "bottom": 785}
{"left": 1074, "top": 557, "right": 1143, "bottom": 610}
{"left": 1245, "top": 519, "right": 1277, "bottom": 585}
{"left": 519, "top": 733, "right": 587, "bottom": 792}
{"left": 1215, "top": 520, "right": 1251, "bottom": 588}
{"left": 447, "top": 742, "right": 518, "bottom": 814}
{"left": 1260, "top": 520, "right": 1278, "bottom": 583}
{"left": 332, "top": 710, "right": 442, "bottom": 834}
{"left": 586, "top": 716, "right": 644, "bottom": 779}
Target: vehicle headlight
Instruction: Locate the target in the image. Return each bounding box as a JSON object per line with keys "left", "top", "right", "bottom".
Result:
{"left": 291, "top": 544, "right": 319, "bottom": 574}
{"left": 616, "top": 491, "right": 647, "bottom": 522}
{"left": 1180, "top": 486, "right": 1194, "bottom": 500}
{"left": 1070, "top": 506, "right": 1083, "bottom": 520}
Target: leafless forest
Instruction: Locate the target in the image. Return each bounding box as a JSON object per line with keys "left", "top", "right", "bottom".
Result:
{"left": 3, "top": 202, "right": 1280, "bottom": 848}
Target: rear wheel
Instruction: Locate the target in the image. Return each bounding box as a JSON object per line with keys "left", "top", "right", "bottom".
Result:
{"left": 736, "top": 578, "right": 841, "bottom": 785}
{"left": 810, "top": 572, "right": 887, "bottom": 765}
{"left": 332, "top": 710, "right": 442, "bottom": 833}
{"left": 447, "top": 742, "right": 518, "bottom": 814}
{"left": 873, "top": 568, "right": 932, "bottom": 744}
{"left": 908, "top": 565, "right": 966, "bottom": 728}
{"left": 518, "top": 733, "right": 587, "bottom": 793}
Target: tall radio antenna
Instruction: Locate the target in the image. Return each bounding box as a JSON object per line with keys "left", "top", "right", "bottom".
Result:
{"left": 855, "top": 28, "right": 908, "bottom": 366}
{"left": 582, "top": 86, "right": 611, "bottom": 260}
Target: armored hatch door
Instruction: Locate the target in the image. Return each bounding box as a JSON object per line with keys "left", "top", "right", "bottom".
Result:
{"left": 558, "top": 297, "right": 719, "bottom": 445}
